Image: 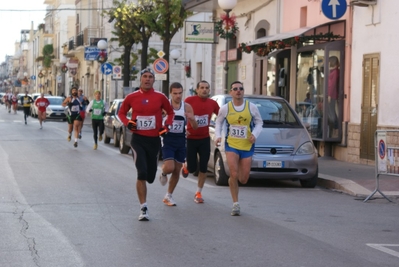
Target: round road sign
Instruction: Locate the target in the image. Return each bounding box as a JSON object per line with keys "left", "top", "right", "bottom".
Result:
{"left": 153, "top": 58, "right": 169, "bottom": 74}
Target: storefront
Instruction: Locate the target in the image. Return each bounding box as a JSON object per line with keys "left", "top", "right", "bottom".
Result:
{"left": 243, "top": 21, "right": 347, "bottom": 148}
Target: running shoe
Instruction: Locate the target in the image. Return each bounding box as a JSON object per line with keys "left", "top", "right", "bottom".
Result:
{"left": 163, "top": 195, "right": 177, "bottom": 206}
{"left": 78, "top": 133, "right": 82, "bottom": 139}
{"left": 138, "top": 206, "right": 149, "bottom": 221}
{"left": 25, "top": 121, "right": 27, "bottom": 125}
{"left": 99, "top": 134, "right": 103, "bottom": 142}
{"left": 231, "top": 203, "right": 240, "bottom": 216}
{"left": 159, "top": 173, "right": 168, "bottom": 186}
{"left": 67, "top": 135, "right": 71, "bottom": 142}
{"left": 93, "top": 144, "right": 98, "bottom": 150}
{"left": 181, "top": 165, "right": 189, "bottom": 178}
{"left": 194, "top": 192, "right": 204, "bottom": 204}
{"left": 74, "top": 142, "right": 78, "bottom": 148}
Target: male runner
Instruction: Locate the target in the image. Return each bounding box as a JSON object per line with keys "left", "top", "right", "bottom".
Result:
{"left": 184, "top": 80, "right": 219, "bottom": 204}
{"left": 35, "top": 93, "right": 50, "bottom": 129}
{"left": 118, "top": 68, "right": 174, "bottom": 221}
{"left": 77, "top": 89, "right": 89, "bottom": 139}
{"left": 214, "top": 81, "right": 263, "bottom": 216}
{"left": 62, "top": 86, "right": 83, "bottom": 148}
{"left": 160, "top": 82, "right": 198, "bottom": 206}
{"left": 20, "top": 91, "right": 34, "bottom": 125}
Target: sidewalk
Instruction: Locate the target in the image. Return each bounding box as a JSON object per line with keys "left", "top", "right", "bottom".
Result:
{"left": 317, "top": 156, "right": 399, "bottom": 200}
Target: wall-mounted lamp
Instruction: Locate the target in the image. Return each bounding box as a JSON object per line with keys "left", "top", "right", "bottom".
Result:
{"left": 170, "top": 49, "right": 190, "bottom": 66}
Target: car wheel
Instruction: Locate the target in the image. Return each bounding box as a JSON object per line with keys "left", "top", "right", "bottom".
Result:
{"left": 113, "top": 130, "right": 120, "bottom": 147}
{"left": 214, "top": 152, "right": 229, "bottom": 186}
{"left": 119, "top": 131, "right": 130, "bottom": 154}
{"left": 104, "top": 133, "right": 111, "bottom": 144}
{"left": 300, "top": 167, "right": 318, "bottom": 188}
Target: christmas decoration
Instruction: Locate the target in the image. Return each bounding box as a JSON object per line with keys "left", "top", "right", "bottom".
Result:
{"left": 214, "top": 13, "right": 239, "bottom": 39}
{"left": 61, "top": 65, "right": 68, "bottom": 73}
{"left": 239, "top": 32, "right": 343, "bottom": 57}
{"left": 184, "top": 65, "right": 191, "bottom": 78}
{"left": 97, "top": 50, "right": 108, "bottom": 63}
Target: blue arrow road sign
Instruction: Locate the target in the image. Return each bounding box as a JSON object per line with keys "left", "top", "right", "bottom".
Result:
{"left": 101, "top": 63, "right": 113, "bottom": 75}
{"left": 321, "top": 0, "right": 347, "bottom": 20}
{"left": 84, "top": 46, "right": 101, "bottom": 61}
{"left": 30, "top": 75, "right": 36, "bottom": 80}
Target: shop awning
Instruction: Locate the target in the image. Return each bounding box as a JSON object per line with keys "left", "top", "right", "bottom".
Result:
{"left": 249, "top": 26, "right": 313, "bottom": 46}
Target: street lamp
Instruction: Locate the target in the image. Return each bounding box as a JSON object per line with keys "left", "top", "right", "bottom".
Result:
{"left": 97, "top": 40, "right": 108, "bottom": 102}
{"left": 60, "top": 56, "right": 68, "bottom": 96}
{"left": 218, "top": 0, "right": 237, "bottom": 93}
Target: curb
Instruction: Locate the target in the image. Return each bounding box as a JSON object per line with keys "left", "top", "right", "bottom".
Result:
{"left": 317, "top": 173, "right": 371, "bottom": 197}
{"left": 318, "top": 173, "right": 399, "bottom": 199}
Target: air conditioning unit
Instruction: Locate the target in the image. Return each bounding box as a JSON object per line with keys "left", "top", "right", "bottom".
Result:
{"left": 350, "top": 0, "right": 377, "bottom": 7}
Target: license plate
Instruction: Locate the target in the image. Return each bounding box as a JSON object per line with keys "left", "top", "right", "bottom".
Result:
{"left": 263, "top": 161, "right": 284, "bottom": 168}
{"left": 55, "top": 113, "right": 61, "bottom": 115}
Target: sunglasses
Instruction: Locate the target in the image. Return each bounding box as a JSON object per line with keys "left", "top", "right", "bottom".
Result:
{"left": 231, "top": 87, "right": 244, "bottom": 91}
{"left": 140, "top": 68, "right": 155, "bottom": 76}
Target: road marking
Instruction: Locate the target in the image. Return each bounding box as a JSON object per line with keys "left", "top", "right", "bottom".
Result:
{"left": 366, "top": 244, "right": 399, "bottom": 258}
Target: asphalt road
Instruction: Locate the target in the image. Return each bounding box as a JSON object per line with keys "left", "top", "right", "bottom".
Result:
{"left": 0, "top": 109, "right": 398, "bottom": 267}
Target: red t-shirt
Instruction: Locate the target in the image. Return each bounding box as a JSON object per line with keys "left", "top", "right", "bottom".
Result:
{"left": 35, "top": 97, "right": 50, "bottom": 112}
{"left": 118, "top": 88, "right": 174, "bottom": 137}
{"left": 185, "top": 96, "right": 219, "bottom": 139}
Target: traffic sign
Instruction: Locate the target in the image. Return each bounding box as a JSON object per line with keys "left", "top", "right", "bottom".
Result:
{"left": 30, "top": 75, "right": 36, "bottom": 80}
{"left": 153, "top": 58, "right": 169, "bottom": 74}
{"left": 84, "top": 47, "right": 101, "bottom": 61}
{"left": 113, "top": 65, "right": 122, "bottom": 79}
{"left": 321, "top": 0, "right": 347, "bottom": 20}
{"left": 101, "top": 63, "right": 113, "bottom": 75}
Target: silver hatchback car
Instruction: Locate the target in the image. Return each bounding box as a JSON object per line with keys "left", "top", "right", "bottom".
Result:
{"left": 208, "top": 95, "right": 318, "bottom": 188}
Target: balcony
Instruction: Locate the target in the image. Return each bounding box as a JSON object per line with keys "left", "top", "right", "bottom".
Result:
{"left": 84, "top": 27, "right": 100, "bottom": 46}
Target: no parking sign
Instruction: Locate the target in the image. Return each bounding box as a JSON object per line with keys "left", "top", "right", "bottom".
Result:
{"left": 113, "top": 65, "right": 122, "bottom": 79}
{"left": 377, "top": 132, "right": 387, "bottom": 173}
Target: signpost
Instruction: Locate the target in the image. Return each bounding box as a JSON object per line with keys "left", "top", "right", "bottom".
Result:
{"left": 153, "top": 58, "right": 169, "bottom": 74}
{"left": 84, "top": 47, "right": 101, "bottom": 61}
{"left": 112, "top": 65, "right": 122, "bottom": 79}
{"left": 321, "top": 0, "right": 347, "bottom": 20}
{"left": 101, "top": 63, "right": 113, "bottom": 75}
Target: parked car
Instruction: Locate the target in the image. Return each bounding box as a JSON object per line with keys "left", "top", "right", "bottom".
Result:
{"left": 208, "top": 94, "right": 319, "bottom": 188}
{"left": 45, "top": 96, "right": 67, "bottom": 120}
{"left": 103, "top": 99, "right": 125, "bottom": 148}
{"left": 30, "top": 94, "right": 51, "bottom": 117}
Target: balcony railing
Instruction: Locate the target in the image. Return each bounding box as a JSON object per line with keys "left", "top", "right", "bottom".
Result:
{"left": 68, "top": 38, "right": 75, "bottom": 51}
{"left": 76, "top": 32, "right": 84, "bottom": 47}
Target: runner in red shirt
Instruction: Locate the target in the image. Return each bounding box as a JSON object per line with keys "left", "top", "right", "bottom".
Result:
{"left": 184, "top": 80, "right": 219, "bottom": 204}
{"left": 118, "top": 68, "right": 174, "bottom": 221}
{"left": 35, "top": 93, "right": 50, "bottom": 129}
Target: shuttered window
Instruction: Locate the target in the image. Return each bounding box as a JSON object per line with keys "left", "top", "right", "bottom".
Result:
{"left": 360, "top": 54, "right": 379, "bottom": 160}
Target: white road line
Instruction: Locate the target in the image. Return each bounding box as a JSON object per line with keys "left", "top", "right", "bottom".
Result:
{"left": 366, "top": 244, "right": 399, "bottom": 258}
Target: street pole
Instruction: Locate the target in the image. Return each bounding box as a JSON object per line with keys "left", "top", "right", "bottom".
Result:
{"left": 223, "top": 9, "right": 231, "bottom": 94}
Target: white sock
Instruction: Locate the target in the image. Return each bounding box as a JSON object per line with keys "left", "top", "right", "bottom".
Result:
{"left": 140, "top": 203, "right": 147, "bottom": 209}
{"left": 165, "top": 193, "right": 172, "bottom": 198}
{"left": 233, "top": 202, "right": 239, "bottom": 206}
{"left": 75, "top": 138, "right": 77, "bottom": 142}
{"left": 197, "top": 187, "right": 202, "bottom": 193}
